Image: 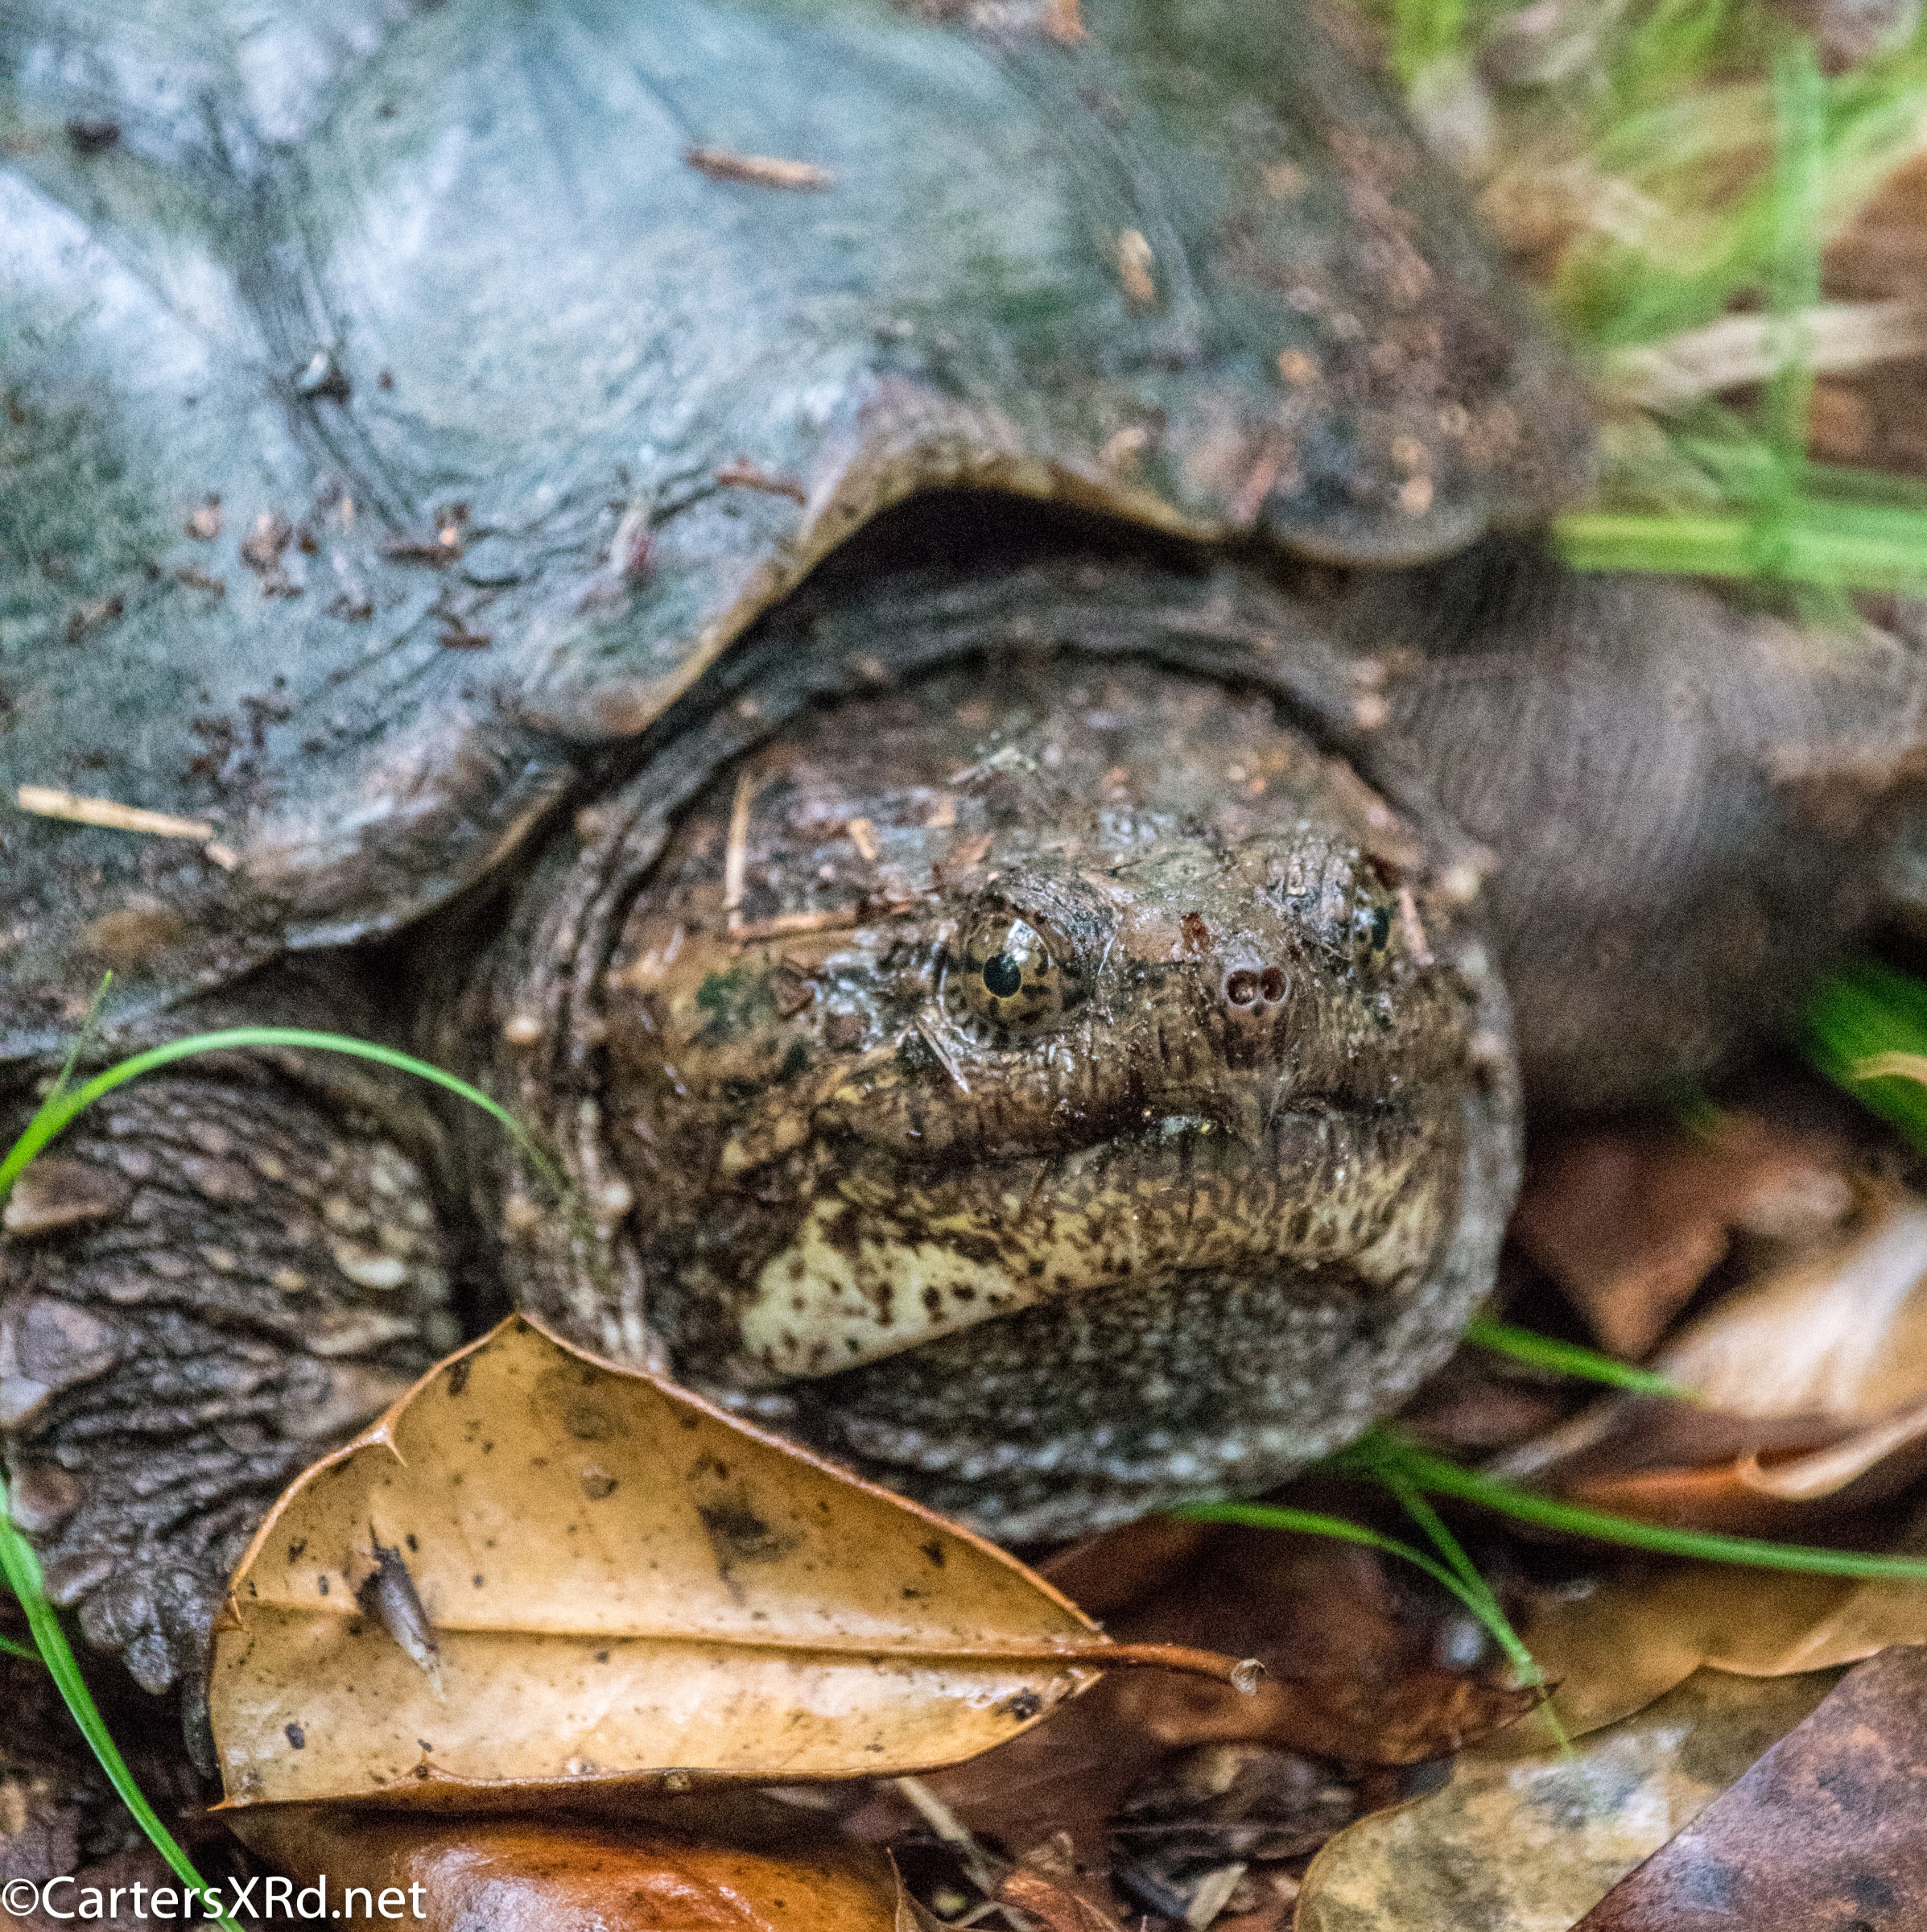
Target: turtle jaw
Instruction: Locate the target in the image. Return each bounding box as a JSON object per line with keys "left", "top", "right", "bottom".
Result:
{"left": 695, "top": 1088, "right": 1462, "bottom": 1389}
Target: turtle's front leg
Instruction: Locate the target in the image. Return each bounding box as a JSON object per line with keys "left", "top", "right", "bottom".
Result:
{"left": 1, "top": 1041, "right": 462, "bottom": 1707}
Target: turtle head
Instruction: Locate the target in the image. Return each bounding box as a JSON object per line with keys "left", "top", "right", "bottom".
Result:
{"left": 591, "top": 651, "right": 1502, "bottom": 1414}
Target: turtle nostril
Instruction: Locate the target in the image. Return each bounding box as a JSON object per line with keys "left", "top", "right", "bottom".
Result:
{"left": 1223, "top": 968, "right": 1259, "bottom": 1007}
{"left": 1259, "top": 966, "right": 1287, "bottom": 1004}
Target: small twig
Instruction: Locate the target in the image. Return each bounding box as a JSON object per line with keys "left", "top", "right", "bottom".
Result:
{"left": 1597, "top": 300, "right": 1927, "bottom": 414}
{"left": 715, "top": 459, "right": 808, "bottom": 503}
{"left": 1395, "top": 886, "right": 1433, "bottom": 967}
{"left": 913, "top": 1018, "right": 971, "bottom": 1096}
{"left": 1182, "top": 1864, "right": 1247, "bottom": 1930}
{"left": 896, "top": 1775, "right": 1008, "bottom": 1901}
{"left": 728, "top": 906, "right": 860, "bottom": 943}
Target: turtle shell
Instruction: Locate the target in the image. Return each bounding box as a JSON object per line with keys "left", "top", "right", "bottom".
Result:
{"left": 0, "top": 0, "right": 1590, "bottom": 1059}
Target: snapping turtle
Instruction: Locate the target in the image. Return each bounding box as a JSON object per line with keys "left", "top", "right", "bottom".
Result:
{"left": 2, "top": 0, "right": 1925, "bottom": 1722}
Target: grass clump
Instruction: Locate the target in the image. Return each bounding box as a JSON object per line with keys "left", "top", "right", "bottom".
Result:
{"left": 1368, "top": 0, "right": 1927, "bottom": 594}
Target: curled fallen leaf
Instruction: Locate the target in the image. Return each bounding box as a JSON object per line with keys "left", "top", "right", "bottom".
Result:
{"left": 232, "top": 1796, "right": 914, "bottom": 1930}
{"left": 1488, "top": 1558, "right": 1853, "bottom": 1748}
{"left": 1512, "top": 1113, "right": 1855, "bottom": 1361}
{"left": 1498, "top": 1183, "right": 1927, "bottom": 1534}
{"left": 1294, "top": 1667, "right": 1843, "bottom": 1932}
{"left": 211, "top": 1316, "right": 1238, "bottom": 1807}
{"left": 994, "top": 1868, "right": 1123, "bottom": 1932}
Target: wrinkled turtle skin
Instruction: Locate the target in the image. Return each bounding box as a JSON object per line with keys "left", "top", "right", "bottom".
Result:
{"left": 2, "top": 0, "right": 1925, "bottom": 1744}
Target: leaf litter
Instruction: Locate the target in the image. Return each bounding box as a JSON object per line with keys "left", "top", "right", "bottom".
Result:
{"left": 1269, "top": 1075, "right": 1927, "bottom": 1931}
{"left": 1496, "top": 1152, "right": 1927, "bottom": 1536}
{"left": 206, "top": 1125, "right": 1927, "bottom": 1930}
{"left": 1574, "top": 1645, "right": 1927, "bottom": 1930}
{"left": 1293, "top": 1667, "right": 1846, "bottom": 1932}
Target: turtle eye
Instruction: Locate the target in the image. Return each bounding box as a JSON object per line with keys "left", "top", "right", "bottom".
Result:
{"left": 951, "top": 914, "right": 1072, "bottom": 1034}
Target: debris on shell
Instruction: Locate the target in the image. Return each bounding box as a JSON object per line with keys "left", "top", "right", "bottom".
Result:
{"left": 14, "top": 784, "right": 213, "bottom": 841}
{"left": 685, "top": 146, "right": 836, "bottom": 191}
{"left": 715, "top": 460, "right": 809, "bottom": 502}
{"left": 1114, "top": 229, "right": 1157, "bottom": 308}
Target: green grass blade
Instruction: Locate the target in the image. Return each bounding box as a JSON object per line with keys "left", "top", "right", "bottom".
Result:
{"left": 46, "top": 974, "right": 114, "bottom": 1113}
{"left": 1804, "top": 960, "right": 1927, "bottom": 1150}
{"left": 1380, "top": 1473, "right": 1545, "bottom": 1690}
{"left": 0, "top": 1480, "right": 243, "bottom": 1932}
{"left": 1463, "top": 1317, "right": 1686, "bottom": 1397}
{"left": 0, "top": 1028, "right": 565, "bottom": 1209}
{"left": 1360, "top": 1437, "right": 1927, "bottom": 1580}
{"left": 1554, "top": 508, "right": 1927, "bottom": 588}
{"left": 1391, "top": 0, "right": 1466, "bottom": 84}
{"left": 1167, "top": 1499, "right": 1544, "bottom": 1681}
{"left": 0, "top": 1632, "right": 43, "bottom": 1664}
{"left": 1763, "top": 43, "right": 1826, "bottom": 481}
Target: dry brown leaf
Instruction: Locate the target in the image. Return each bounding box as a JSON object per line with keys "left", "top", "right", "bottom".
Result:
{"left": 1487, "top": 1560, "right": 1855, "bottom": 1749}
{"left": 211, "top": 1316, "right": 1236, "bottom": 1806}
{"left": 1577, "top": 1646, "right": 1927, "bottom": 1931}
{"left": 1512, "top": 1116, "right": 1853, "bottom": 1360}
{"left": 1657, "top": 1188, "right": 1927, "bottom": 1424}
{"left": 1293, "top": 1667, "right": 1843, "bottom": 1932}
{"left": 995, "top": 1868, "right": 1123, "bottom": 1931}
{"left": 1089, "top": 1523, "right": 1538, "bottom": 1766}
{"left": 232, "top": 1796, "right": 910, "bottom": 1930}
{"left": 852, "top": 1516, "right": 1488, "bottom": 1906}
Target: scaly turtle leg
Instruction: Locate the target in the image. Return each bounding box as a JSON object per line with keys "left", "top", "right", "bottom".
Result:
{"left": 1, "top": 988, "right": 463, "bottom": 1732}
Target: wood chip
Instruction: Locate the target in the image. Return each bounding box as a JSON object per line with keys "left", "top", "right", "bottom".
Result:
{"left": 686, "top": 146, "right": 835, "bottom": 191}
{"left": 1395, "top": 886, "right": 1433, "bottom": 966}
{"left": 16, "top": 786, "right": 214, "bottom": 842}
{"left": 728, "top": 907, "right": 864, "bottom": 943}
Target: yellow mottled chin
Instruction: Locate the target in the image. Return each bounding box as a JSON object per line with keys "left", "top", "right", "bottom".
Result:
{"left": 740, "top": 1196, "right": 1030, "bottom": 1377}
{"left": 723, "top": 1121, "right": 1446, "bottom": 1385}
